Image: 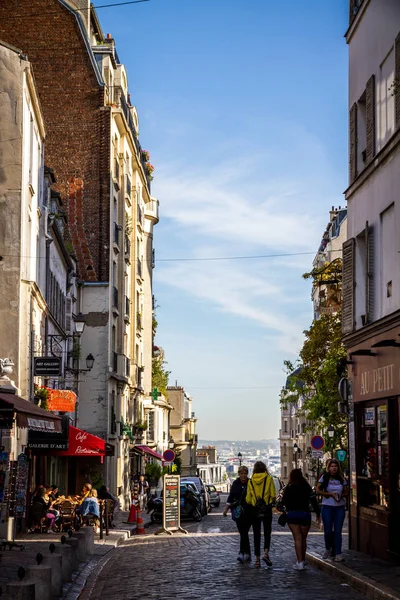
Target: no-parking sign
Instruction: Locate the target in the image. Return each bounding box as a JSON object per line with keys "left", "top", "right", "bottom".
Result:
{"left": 311, "top": 435, "right": 325, "bottom": 451}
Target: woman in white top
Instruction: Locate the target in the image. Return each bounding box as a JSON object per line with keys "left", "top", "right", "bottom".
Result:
{"left": 316, "top": 459, "right": 348, "bottom": 562}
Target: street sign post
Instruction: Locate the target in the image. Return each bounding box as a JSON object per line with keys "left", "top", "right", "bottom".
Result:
{"left": 311, "top": 435, "right": 325, "bottom": 450}
{"left": 155, "top": 474, "right": 187, "bottom": 536}
{"left": 163, "top": 449, "right": 176, "bottom": 463}
{"left": 311, "top": 450, "right": 324, "bottom": 459}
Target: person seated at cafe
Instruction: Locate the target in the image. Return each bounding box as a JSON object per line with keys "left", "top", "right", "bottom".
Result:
{"left": 31, "top": 487, "right": 57, "bottom": 534}
{"left": 49, "top": 485, "right": 60, "bottom": 501}
{"left": 80, "top": 482, "right": 93, "bottom": 502}
{"left": 81, "top": 487, "right": 101, "bottom": 531}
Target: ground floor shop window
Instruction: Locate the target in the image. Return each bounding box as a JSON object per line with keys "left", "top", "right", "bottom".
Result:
{"left": 356, "top": 401, "right": 390, "bottom": 509}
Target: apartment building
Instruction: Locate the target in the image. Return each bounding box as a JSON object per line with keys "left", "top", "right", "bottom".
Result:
{"left": 343, "top": 0, "right": 400, "bottom": 560}
{"left": 0, "top": 1, "right": 158, "bottom": 507}
{"left": 167, "top": 386, "right": 198, "bottom": 476}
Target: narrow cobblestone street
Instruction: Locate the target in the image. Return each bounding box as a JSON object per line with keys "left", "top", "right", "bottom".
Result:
{"left": 82, "top": 497, "right": 365, "bottom": 600}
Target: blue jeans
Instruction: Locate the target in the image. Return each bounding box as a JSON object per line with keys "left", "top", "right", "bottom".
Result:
{"left": 321, "top": 505, "right": 345, "bottom": 556}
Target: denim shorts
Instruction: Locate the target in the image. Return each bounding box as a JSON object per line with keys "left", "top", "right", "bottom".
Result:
{"left": 286, "top": 511, "right": 311, "bottom": 526}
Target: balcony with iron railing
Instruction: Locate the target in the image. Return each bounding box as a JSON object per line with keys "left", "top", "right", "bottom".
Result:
{"left": 116, "top": 87, "right": 151, "bottom": 191}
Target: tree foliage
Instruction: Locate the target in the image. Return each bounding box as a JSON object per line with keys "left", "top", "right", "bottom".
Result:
{"left": 280, "top": 313, "right": 347, "bottom": 448}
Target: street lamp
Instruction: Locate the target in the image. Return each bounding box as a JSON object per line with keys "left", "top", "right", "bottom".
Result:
{"left": 237, "top": 452, "right": 242, "bottom": 468}
{"left": 293, "top": 443, "right": 299, "bottom": 468}
{"left": 327, "top": 425, "right": 335, "bottom": 458}
{"left": 168, "top": 436, "right": 175, "bottom": 450}
{"left": 74, "top": 313, "right": 86, "bottom": 335}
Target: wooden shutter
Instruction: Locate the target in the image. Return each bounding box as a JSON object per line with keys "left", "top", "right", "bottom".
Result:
{"left": 366, "top": 75, "right": 375, "bottom": 163}
{"left": 395, "top": 32, "right": 400, "bottom": 130}
{"left": 342, "top": 238, "right": 355, "bottom": 334}
{"left": 365, "top": 222, "right": 375, "bottom": 324}
{"left": 349, "top": 103, "right": 358, "bottom": 183}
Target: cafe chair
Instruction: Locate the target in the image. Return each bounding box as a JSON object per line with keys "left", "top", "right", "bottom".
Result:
{"left": 59, "top": 500, "right": 76, "bottom": 531}
{"left": 30, "top": 502, "right": 48, "bottom": 533}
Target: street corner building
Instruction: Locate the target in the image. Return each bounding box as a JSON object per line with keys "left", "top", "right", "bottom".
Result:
{"left": 343, "top": 0, "right": 400, "bottom": 562}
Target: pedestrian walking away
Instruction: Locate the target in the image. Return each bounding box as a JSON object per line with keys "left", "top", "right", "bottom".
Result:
{"left": 246, "top": 461, "right": 276, "bottom": 568}
{"left": 223, "top": 466, "right": 252, "bottom": 563}
{"left": 316, "top": 458, "right": 348, "bottom": 562}
{"left": 281, "top": 468, "right": 321, "bottom": 571}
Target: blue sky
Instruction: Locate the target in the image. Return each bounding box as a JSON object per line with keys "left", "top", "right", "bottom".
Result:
{"left": 100, "top": 0, "right": 349, "bottom": 440}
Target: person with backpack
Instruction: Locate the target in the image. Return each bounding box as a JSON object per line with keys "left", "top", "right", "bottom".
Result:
{"left": 223, "top": 466, "right": 252, "bottom": 563}
{"left": 281, "top": 468, "right": 321, "bottom": 570}
{"left": 246, "top": 461, "right": 276, "bottom": 568}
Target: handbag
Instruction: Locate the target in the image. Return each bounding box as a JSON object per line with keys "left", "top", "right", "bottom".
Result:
{"left": 231, "top": 504, "right": 244, "bottom": 522}
{"left": 277, "top": 511, "right": 287, "bottom": 527}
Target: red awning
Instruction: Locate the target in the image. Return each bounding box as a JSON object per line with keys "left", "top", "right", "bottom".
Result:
{"left": 54, "top": 426, "right": 106, "bottom": 456}
{"left": 136, "top": 445, "right": 163, "bottom": 460}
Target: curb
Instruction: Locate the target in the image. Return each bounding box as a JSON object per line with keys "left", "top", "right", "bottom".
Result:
{"left": 306, "top": 551, "right": 400, "bottom": 600}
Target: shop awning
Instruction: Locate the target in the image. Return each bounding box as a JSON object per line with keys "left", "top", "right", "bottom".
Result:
{"left": 53, "top": 425, "right": 113, "bottom": 457}
{"left": 136, "top": 445, "right": 163, "bottom": 460}
{"left": 0, "top": 392, "right": 62, "bottom": 432}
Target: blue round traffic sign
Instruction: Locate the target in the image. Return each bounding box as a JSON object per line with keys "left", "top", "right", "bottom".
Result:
{"left": 163, "top": 449, "right": 175, "bottom": 463}
{"left": 311, "top": 435, "right": 325, "bottom": 450}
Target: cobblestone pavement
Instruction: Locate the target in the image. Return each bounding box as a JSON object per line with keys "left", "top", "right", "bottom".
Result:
{"left": 83, "top": 497, "right": 365, "bottom": 600}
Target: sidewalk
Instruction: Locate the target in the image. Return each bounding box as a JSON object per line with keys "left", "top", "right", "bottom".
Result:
{"left": 0, "top": 507, "right": 152, "bottom": 599}
{"left": 306, "top": 519, "right": 400, "bottom": 600}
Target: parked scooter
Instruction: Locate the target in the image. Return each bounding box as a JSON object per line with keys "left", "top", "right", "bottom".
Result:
{"left": 180, "top": 485, "right": 202, "bottom": 522}
{"left": 147, "top": 495, "right": 163, "bottom": 524}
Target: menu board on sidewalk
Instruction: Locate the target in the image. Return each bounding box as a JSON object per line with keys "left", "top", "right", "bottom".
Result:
{"left": 163, "top": 474, "right": 180, "bottom": 532}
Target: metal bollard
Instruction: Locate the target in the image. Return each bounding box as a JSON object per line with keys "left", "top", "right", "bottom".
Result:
{"left": 80, "top": 525, "right": 95, "bottom": 555}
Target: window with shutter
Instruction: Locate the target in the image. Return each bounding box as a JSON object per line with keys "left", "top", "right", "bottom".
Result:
{"left": 365, "top": 222, "right": 375, "bottom": 324}
{"left": 396, "top": 32, "right": 400, "bottom": 129}
{"left": 349, "top": 103, "right": 358, "bottom": 182}
{"left": 342, "top": 238, "right": 355, "bottom": 334}
{"left": 366, "top": 75, "right": 376, "bottom": 163}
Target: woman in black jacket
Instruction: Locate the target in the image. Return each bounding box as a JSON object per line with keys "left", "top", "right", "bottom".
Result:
{"left": 223, "top": 466, "right": 252, "bottom": 563}
{"left": 282, "top": 468, "right": 321, "bottom": 571}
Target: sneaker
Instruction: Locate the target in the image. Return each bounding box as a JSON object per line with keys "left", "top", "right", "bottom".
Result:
{"left": 47, "top": 530, "right": 56, "bottom": 534}
{"left": 237, "top": 553, "right": 244, "bottom": 563}
{"left": 334, "top": 554, "right": 344, "bottom": 562}
{"left": 243, "top": 554, "right": 251, "bottom": 562}
{"left": 262, "top": 553, "right": 272, "bottom": 567}
{"left": 293, "top": 561, "right": 306, "bottom": 570}
{"left": 322, "top": 549, "right": 330, "bottom": 560}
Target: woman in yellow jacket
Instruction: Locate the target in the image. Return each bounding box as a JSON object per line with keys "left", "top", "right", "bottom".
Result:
{"left": 246, "top": 461, "right": 276, "bottom": 568}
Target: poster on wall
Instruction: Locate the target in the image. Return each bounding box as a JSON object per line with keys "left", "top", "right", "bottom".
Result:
{"left": 364, "top": 406, "right": 375, "bottom": 426}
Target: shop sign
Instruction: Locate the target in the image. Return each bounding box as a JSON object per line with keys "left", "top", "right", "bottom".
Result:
{"left": 336, "top": 449, "right": 347, "bottom": 462}
{"left": 27, "top": 417, "right": 57, "bottom": 431}
{"left": 47, "top": 389, "right": 77, "bottom": 412}
{"left": 34, "top": 357, "right": 61, "bottom": 376}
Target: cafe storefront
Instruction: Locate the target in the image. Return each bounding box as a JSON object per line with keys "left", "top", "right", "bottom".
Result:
{"left": 348, "top": 322, "right": 400, "bottom": 561}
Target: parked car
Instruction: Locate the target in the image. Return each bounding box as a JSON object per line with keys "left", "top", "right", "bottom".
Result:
{"left": 180, "top": 476, "right": 208, "bottom": 516}
{"left": 205, "top": 484, "right": 220, "bottom": 507}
